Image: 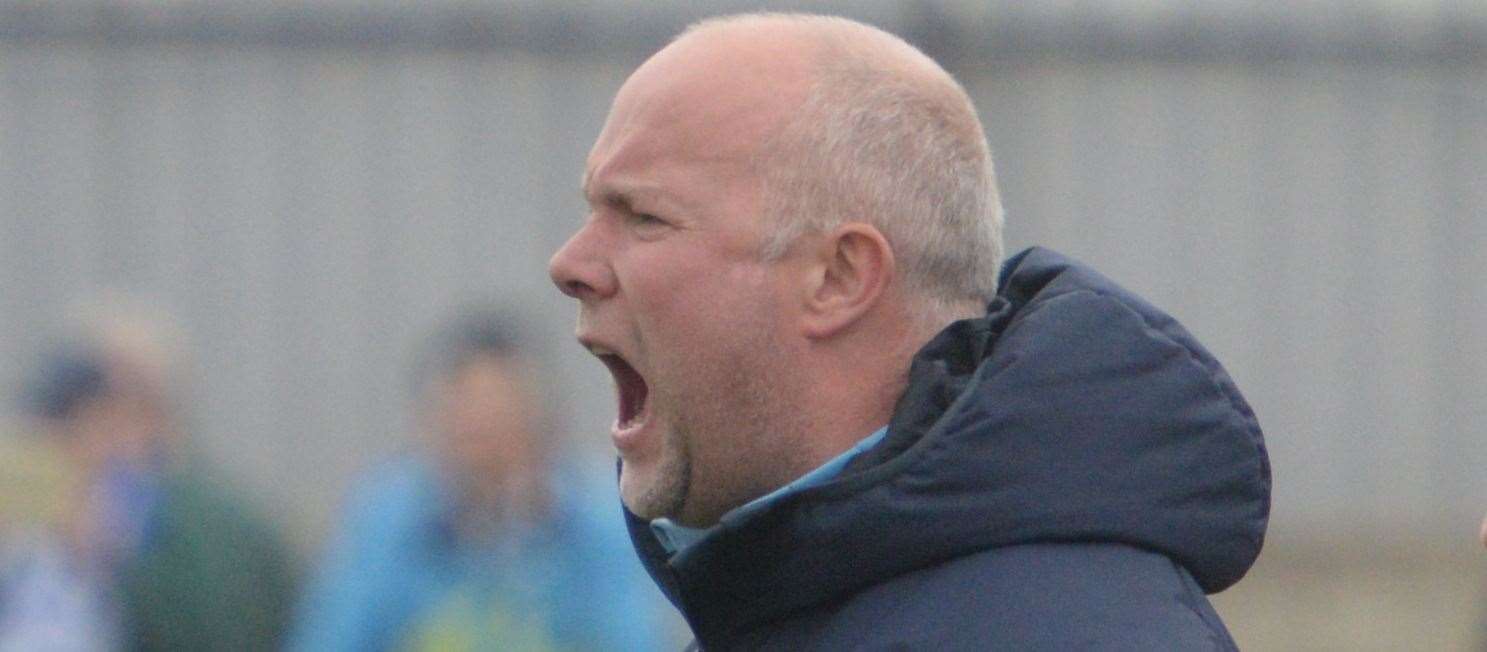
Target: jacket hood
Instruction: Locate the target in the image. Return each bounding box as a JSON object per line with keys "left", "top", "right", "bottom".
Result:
{"left": 624, "top": 247, "right": 1271, "bottom": 642}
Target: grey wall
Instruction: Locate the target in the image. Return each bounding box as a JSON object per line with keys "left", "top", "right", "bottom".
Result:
{"left": 1, "top": 2, "right": 1483, "bottom": 551}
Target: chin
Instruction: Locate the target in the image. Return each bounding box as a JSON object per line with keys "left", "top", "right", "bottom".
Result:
{"left": 617, "top": 464, "right": 663, "bottom": 518}
{"left": 618, "top": 459, "right": 689, "bottom": 521}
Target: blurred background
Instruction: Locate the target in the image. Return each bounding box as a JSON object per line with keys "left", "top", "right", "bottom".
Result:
{"left": 0, "top": 1, "right": 1483, "bottom": 649}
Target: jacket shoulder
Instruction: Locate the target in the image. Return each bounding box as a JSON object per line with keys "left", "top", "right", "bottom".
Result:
{"left": 738, "top": 542, "right": 1238, "bottom": 651}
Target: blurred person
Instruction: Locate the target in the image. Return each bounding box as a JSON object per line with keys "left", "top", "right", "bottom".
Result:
{"left": 290, "top": 310, "right": 667, "bottom": 651}
{"left": 0, "top": 305, "right": 298, "bottom": 651}
{"left": 0, "top": 388, "right": 109, "bottom": 652}
{"left": 548, "top": 12, "right": 1271, "bottom": 650}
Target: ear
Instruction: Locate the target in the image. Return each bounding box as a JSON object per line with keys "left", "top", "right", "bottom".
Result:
{"left": 800, "top": 223, "right": 895, "bottom": 339}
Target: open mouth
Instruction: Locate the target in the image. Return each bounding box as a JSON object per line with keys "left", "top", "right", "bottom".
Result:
{"left": 597, "top": 352, "right": 650, "bottom": 431}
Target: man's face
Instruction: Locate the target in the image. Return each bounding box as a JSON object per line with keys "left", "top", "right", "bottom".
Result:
{"left": 429, "top": 354, "right": 540, "bottom": 484}
{"left": 548, "top": 35, "right": 815, "bottom": 526}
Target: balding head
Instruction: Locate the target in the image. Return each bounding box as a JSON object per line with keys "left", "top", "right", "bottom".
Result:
{"left": 551, "top": 14, "right": 1004, "bottom": 525}
{"left": 678, "top": 13, "right": 947, "bottom": 80}
{"left": 682, "top": 14, "right": 1004, "bottom": 324}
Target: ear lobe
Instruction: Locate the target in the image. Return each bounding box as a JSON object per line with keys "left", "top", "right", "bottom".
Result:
{"left": 802, "top": 224, "right": 894, "bottom": 339}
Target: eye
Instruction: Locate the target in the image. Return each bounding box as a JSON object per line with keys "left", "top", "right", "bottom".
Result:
{"left": 630, "top": 212, "right": 665, "bottom": 227}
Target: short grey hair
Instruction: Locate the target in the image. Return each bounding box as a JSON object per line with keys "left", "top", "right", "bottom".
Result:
{"left": 689, "top": 14, "right": 1005, "bottom": 322}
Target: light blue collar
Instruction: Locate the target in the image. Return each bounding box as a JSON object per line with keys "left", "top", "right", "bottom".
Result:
{"left": 651, "top": 425, "right": 889, "bottom": 555}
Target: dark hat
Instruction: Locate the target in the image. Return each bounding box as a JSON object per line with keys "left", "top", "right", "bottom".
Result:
{"left": 22, "top": 346, "right": 109, "bottom": 419}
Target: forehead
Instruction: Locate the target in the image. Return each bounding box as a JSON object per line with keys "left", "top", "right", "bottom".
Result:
{"left": 583, "top": 29, "right": 815, "bottom": 203}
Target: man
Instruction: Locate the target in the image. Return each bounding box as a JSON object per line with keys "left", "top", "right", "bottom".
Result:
{"left": 549, "top": 13, "right": 1270, "bottom": 650}
{"left": 290, "top": 310, "right": 668, "bottom": 651}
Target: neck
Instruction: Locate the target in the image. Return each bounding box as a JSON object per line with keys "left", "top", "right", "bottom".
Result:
{"left": 789, "top": 330, "right": 922, "bottom": 474}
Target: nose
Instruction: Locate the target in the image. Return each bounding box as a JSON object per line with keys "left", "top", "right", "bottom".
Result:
{"left": 548, "top": 222, "right": 617, "bottom": 301}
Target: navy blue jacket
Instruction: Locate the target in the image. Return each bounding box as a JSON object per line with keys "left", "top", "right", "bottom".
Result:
{"left": 625, "top": 247, "right": 1271, "bottom": 650}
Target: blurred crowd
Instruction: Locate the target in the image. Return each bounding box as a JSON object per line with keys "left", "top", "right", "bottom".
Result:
{"left": 0, "top": 297, "right": 672, "bottom": 651}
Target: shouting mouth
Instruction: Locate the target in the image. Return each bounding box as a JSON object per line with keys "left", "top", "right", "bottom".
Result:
{"left": 591, "top": 346, "right": 652, "bottom": 448}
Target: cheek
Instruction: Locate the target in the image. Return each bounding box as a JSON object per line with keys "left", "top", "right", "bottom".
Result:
{"left": 659, "top": 256, "right": 774, "bottom": 312}
{"left": 629, "top": 254, "right": 772, "bottom": 335}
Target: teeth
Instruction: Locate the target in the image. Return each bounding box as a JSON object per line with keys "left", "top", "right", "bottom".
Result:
{"left": 588, "top": 345, "right": 617, "bottom": 357}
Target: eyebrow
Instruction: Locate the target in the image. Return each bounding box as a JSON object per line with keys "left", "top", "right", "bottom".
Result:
{"left": 580, "top": 169, "right": 623, "bottom": 205}
{"left": 582, "top": 186, "right": 632, "bottom": 212}
{"left": 581, "top": 172, "right": 654, "bottom": 212}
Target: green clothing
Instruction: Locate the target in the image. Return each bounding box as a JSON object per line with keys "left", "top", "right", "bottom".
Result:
{"left": 118, "top": 469, "right": 297, "bottom": 652}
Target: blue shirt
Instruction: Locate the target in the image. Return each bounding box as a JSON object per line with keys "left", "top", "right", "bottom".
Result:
{"left": 652, "top": 426, "right": 889, "bottom": 555}
{"left": 291, "top": 456, "right": 668, "bottom": 652}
